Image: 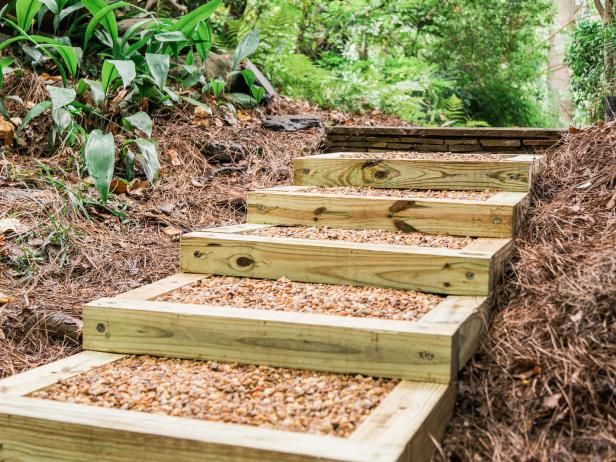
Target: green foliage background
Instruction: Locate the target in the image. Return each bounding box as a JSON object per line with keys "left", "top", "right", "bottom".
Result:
{"left": 214, "top": 0, "right": 557, "bottom": 127}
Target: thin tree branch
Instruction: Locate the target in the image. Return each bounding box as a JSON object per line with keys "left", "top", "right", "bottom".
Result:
{"left": 595, "top": 0, "right": 606, "bottom": 20}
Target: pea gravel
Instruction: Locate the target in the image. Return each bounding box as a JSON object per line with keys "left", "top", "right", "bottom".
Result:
{"left": 249, "top": 226, "right": 474, "bottom": 249}
{"left": 339, "top": 152, "right": 515, "bottom": 161}
{"left": 302, "top": 186, "right": 496, "bottom": 201}
{"left": 32, "top": 355, "right": 398, "bottom": 437}
{"left": 156, "top": 276, "right": 442, "bottom": 321}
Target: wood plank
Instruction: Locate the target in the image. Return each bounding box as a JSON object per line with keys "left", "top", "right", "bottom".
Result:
{"left": 83, "top": 297, "right": 458, "bottom": 382}
{"left": 419, "top": 296, "right": 491, "bottom": 369}
{"left": 0, "top": 351, "right": 125, "bottom": 396}
{"left": 180, "top": 231, "right": 496, "bottom": 296}
{"left": 293, "top": 155, "right": 534, "bottom": 192}
{"left": 350, "top": 381, "right": 456, "bottom": 462}
{"left": 117, "top": 273, "right": 209, "bottom": 300}
{"left": 461, "top": 238, "right": 514, "bottom": 290}
{"left": 0, "top": 397, "right": 397, "bottom": 462}
{"left": 247, "top": 186, "right": 521, "bottom": 238}
{"left": 325, "top": 126, "right": 565, "bottom": 139}
{"left": 479, "top": 139, "right": 522, "bottom": 148}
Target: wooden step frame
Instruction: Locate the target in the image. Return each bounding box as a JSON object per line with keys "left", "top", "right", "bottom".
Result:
{"left": 0, "top": 351, "right": 455, "bottom": 462}
{"left": 247, "top": 186, "right": 529, "bottom": 238}
{"left": 179, "top": 224, "right": 513, "bottom": 296}
{"left": 81, "top": 272, "right": 490, "bottom": 383}
{"left": 293, "top": 153, "right": 541, "bottom": 192}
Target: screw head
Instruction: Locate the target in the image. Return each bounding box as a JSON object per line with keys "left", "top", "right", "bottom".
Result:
{"left": 419, "top": 351, "right": 434, "bottom": 361}
{"left": 193, "top": 250, "right": 203, "bottom": 258}
{"left": 493, "top": 216, "right": 502, "bottom": 225}
{"left": 465, "top": 272, "right": 475, "bottom": 280}
{"left": 256, "top": 204, "right": 266, "bottom": 213}
{"left": 511, "top": 173, "right": 521, "bottom": 180}
{"left": 302, "top": 168, "right": 310, "bottom": 174}
{"left": 96, "top": 323, "right": 106, "bottom": 333}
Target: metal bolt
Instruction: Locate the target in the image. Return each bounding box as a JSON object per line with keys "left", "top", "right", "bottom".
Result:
{"left": 96, "top": 323, "right": 106, "bottom": 333}
{"left": 511, "top": 173, "right": 521, "bottom": 180}
{"left": 303, "top": 168, "right": 310, "bottom": 174}
{"left": 193, "top": 250, "right": 203, "bottom": 258}
{"left": 465, "top": 272, "right": 475, "bottom": 280}
{"left": 256, "top": 204, "right": 266, "bottom": 213}
{"left": 493, "top": 216, "right": 502, "bottom": 225}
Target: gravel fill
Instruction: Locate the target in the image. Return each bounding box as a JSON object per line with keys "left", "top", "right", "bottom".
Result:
{"left": 302, "top": 186, "right": 496, "bottom": 201}
{"left": 249, "top": 226, "right": 474, "bottom": 249}
{"left": 156, "top": 276, "right": 442, "bottom": 321}
{"left": 339, "top": 152, "right": 515, "bottom": 161}
{"left": 32, "top": 355, "right": 398, "bottom": 437}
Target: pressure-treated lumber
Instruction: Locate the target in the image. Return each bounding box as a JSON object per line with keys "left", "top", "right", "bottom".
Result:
{"left": 325, "top": 126, "right": 565, "bottom": 138}
{"left": 247, "top": 186, "right": 528, "bottom": 238}
{"left": 180, "top": 227, "right": 511, "bottom": 296}
{"left": 294, "top": 153, "right": 540, "bottom": 191}
{"left": 83, "top": 275, "right": 490, "bottom": 383}
{"left": 0, "top": 355, "right": 453, "bottom": 462}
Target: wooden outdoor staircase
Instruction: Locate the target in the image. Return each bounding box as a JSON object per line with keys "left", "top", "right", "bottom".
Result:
{"left": 0, "top": 127, "right": 562, "bottom": 461}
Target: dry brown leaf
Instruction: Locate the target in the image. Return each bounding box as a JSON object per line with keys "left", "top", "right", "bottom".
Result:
{"left": 543, "top": 393, "right": 562, "bottom": 409}
{"left": 162, "top": 226, "right": 182, "bottom": 237}
{"left": 166, "top": 149, "right": 183, "bottom": 166}
{"left": 126, "top": 179, "right": 149, "bottom": 195}
{"left": 0, "top": 293, "right": 12, "bottom": 306}
{"left": 193, "top": 106, "right": 210, "bottom": 119}
{"left": 0, "top": 218, "right": 31, "bottom": 235}
{"left": 0, "top": 118, "right": 14, "bottom": 146}
{"left": 110, "top": 178, "right": 128, "bottom": 194}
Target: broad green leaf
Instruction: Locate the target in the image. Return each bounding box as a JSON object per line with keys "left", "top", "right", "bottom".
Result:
{"left": 231, "top": 29, "right": 259, "bottom": 70}
{"left": 17, "top": 100, "right": 51, "bottom": 133}
{"left": 123, "top": 112, "right": 152, "bottom": 137}
{"left": 133, "top": 138, "right": 160, "bottom": 183}
{"left": 145, "top": 53, "right": 169, "bottom": 90}
{"left": 229, "top": 92, "right": 254, "bottom": 108}
{"left": 0, "top": 57, "right": 15, "bottom": 89}
{"left": 37, "top": 44, "right": 81, "bottom": 78}
{"left": 16, "top": 0, "right": 43, "bottom": 30}
{"left": 78, "top": 79, "right": 105, "bottom": 105}
{"left": 194, "top": 21, "right": 212, "bottom": 62}
{"left": 52, "top": 106, "right": 72, "bottom": 136}
{"left": 39, "top": 0, "right": 58, "bottom": 15}
{"left": 84, "top": 1, "right": 131, "bottom": 52}
{"left": 154, "top": 31, "right": 187, "bottom": 42}
{"left": 55, "top": 3, "right": 85, "bottom": 31}
{"left": 102, "top": 59, "right": 136, "bottom": 93}
{"left": 209, "top": 77, "right": 225, "bottom": 98}
{"left": 82, "top": 0, "right": 119, "bottom": 50}
{"left": 240, "top": 69, "right": 255, "bottom": 88}
{"left": 47, "top": 85, "right": 76, "bottom": 109}
{"left": 85, "top": 130, "right": 115, "bottom": 202}
{"left": 171, "top": 0, "right": 222, "bottom": 36}
{"left": 251, "top": 85, "right": 265, "bottom": 104}
{"left": 181, "top": 95, "right": 211, "bottom": 114}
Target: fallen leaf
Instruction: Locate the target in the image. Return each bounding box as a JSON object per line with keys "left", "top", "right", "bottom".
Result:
{"left": 0, "top": 218, "right": 31, "bottom": 235}
{"left": 193, "top": 106, "right": 210, "bottom": 119}
{"left": 166, "top": 149, "right": 182, "bottom": 166}
{"left": 568, "top": 126, "right": 582, "bottom": 133}
{"left": 0, "top": 293, "right": 12, "bottom": 306}
{"left": 110, "top": 178, "right": 128, "bottom": 194}
{"left": 191, "top": 177, "right": 208, "bottom": 187}
{"left": 0, "top": 118, "right": 14, "bottom": 146}
{"left": 162, "top": 226, "right": 182, "bottom": 237}
{"left": 543, "top": 393, "right": 562, "bottom": 409}
{"left": 126, "top": 179, "right": 149, "bottom": 196}
{"left": 513, "top": 365, "right": 541, "bottom": 381}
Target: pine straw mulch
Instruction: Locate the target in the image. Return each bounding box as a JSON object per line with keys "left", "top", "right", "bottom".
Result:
{"left": 0, "top": 72, "right": 337, "bottom": 377}
{"left": 439, "top": 124, "right": 616, "bottom": 461}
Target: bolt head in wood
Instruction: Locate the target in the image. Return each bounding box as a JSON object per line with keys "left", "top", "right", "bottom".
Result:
{"left": 492, "top": 217, "right": 502, "bottom": 225}
{"left": 302, "top": 168, "right": 310, "bottom": 174}
{"left": 465, "top": 272, "right": 475, "bottom": 280}
{"left": 96, "top": 323, "right": 106, "bottom": 333}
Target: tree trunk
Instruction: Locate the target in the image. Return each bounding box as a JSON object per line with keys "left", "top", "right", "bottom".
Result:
{"left": 596, "top": 0, "right": 616, "bottom": 120}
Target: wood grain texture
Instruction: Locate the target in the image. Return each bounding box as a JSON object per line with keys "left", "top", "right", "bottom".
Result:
{"left": 116, "top": 273, "right": 209, "bottom": 300}
{"left": 0, "top": 351, "right": 124, "bottom": 396}
{"left": 247, "top": 186, "right": 523, "bottom": 238}
{"left": 350, "top": 381, "right": 456, "bottom": 462}
{"left": 0, "top": 397, "right": 397, "bottom": 462}
{"left": 419, "top": 296, "right": 492, "bottom": 370}
{"left": 180, "top": 231, "right": 497, "bottom": 296}
{"left": 83, "top": 297, "right": 459, "bottom": 382}
{"left": 293, "top": 154, "right": 535, "bottom": 192}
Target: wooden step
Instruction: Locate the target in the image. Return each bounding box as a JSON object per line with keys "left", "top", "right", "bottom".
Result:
{"left": 179, "top": 225, "right": 512, "bottom": 296}
{"left": 0, "top": 352, "right": 455, "bottom": 462}
{"left": 294, "top": 153, "right": 541, "bottom": 191}
{"left": 82, "top": 273, "right": 490, "bottom": 383}
{"left": 247, "top": 186, "right": 528, "bottom": 238}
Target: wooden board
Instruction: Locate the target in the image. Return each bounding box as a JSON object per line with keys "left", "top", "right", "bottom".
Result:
{"left": 83, "top": 276, "right": 491, "bottom": 383}
{"left": 247, "top": 186, "right": 527, "bottom": 238}
{"left": 0, "top": 353, "right": 452, "bottom": 462}
{"left": 325, "top": 126, "right": 565, "bottom": 139}
{"left": 179, "top": 227, "right": 512, "bottom": 296}
{"left": 293, "top": 153, "right": 540, "bottom": 192}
